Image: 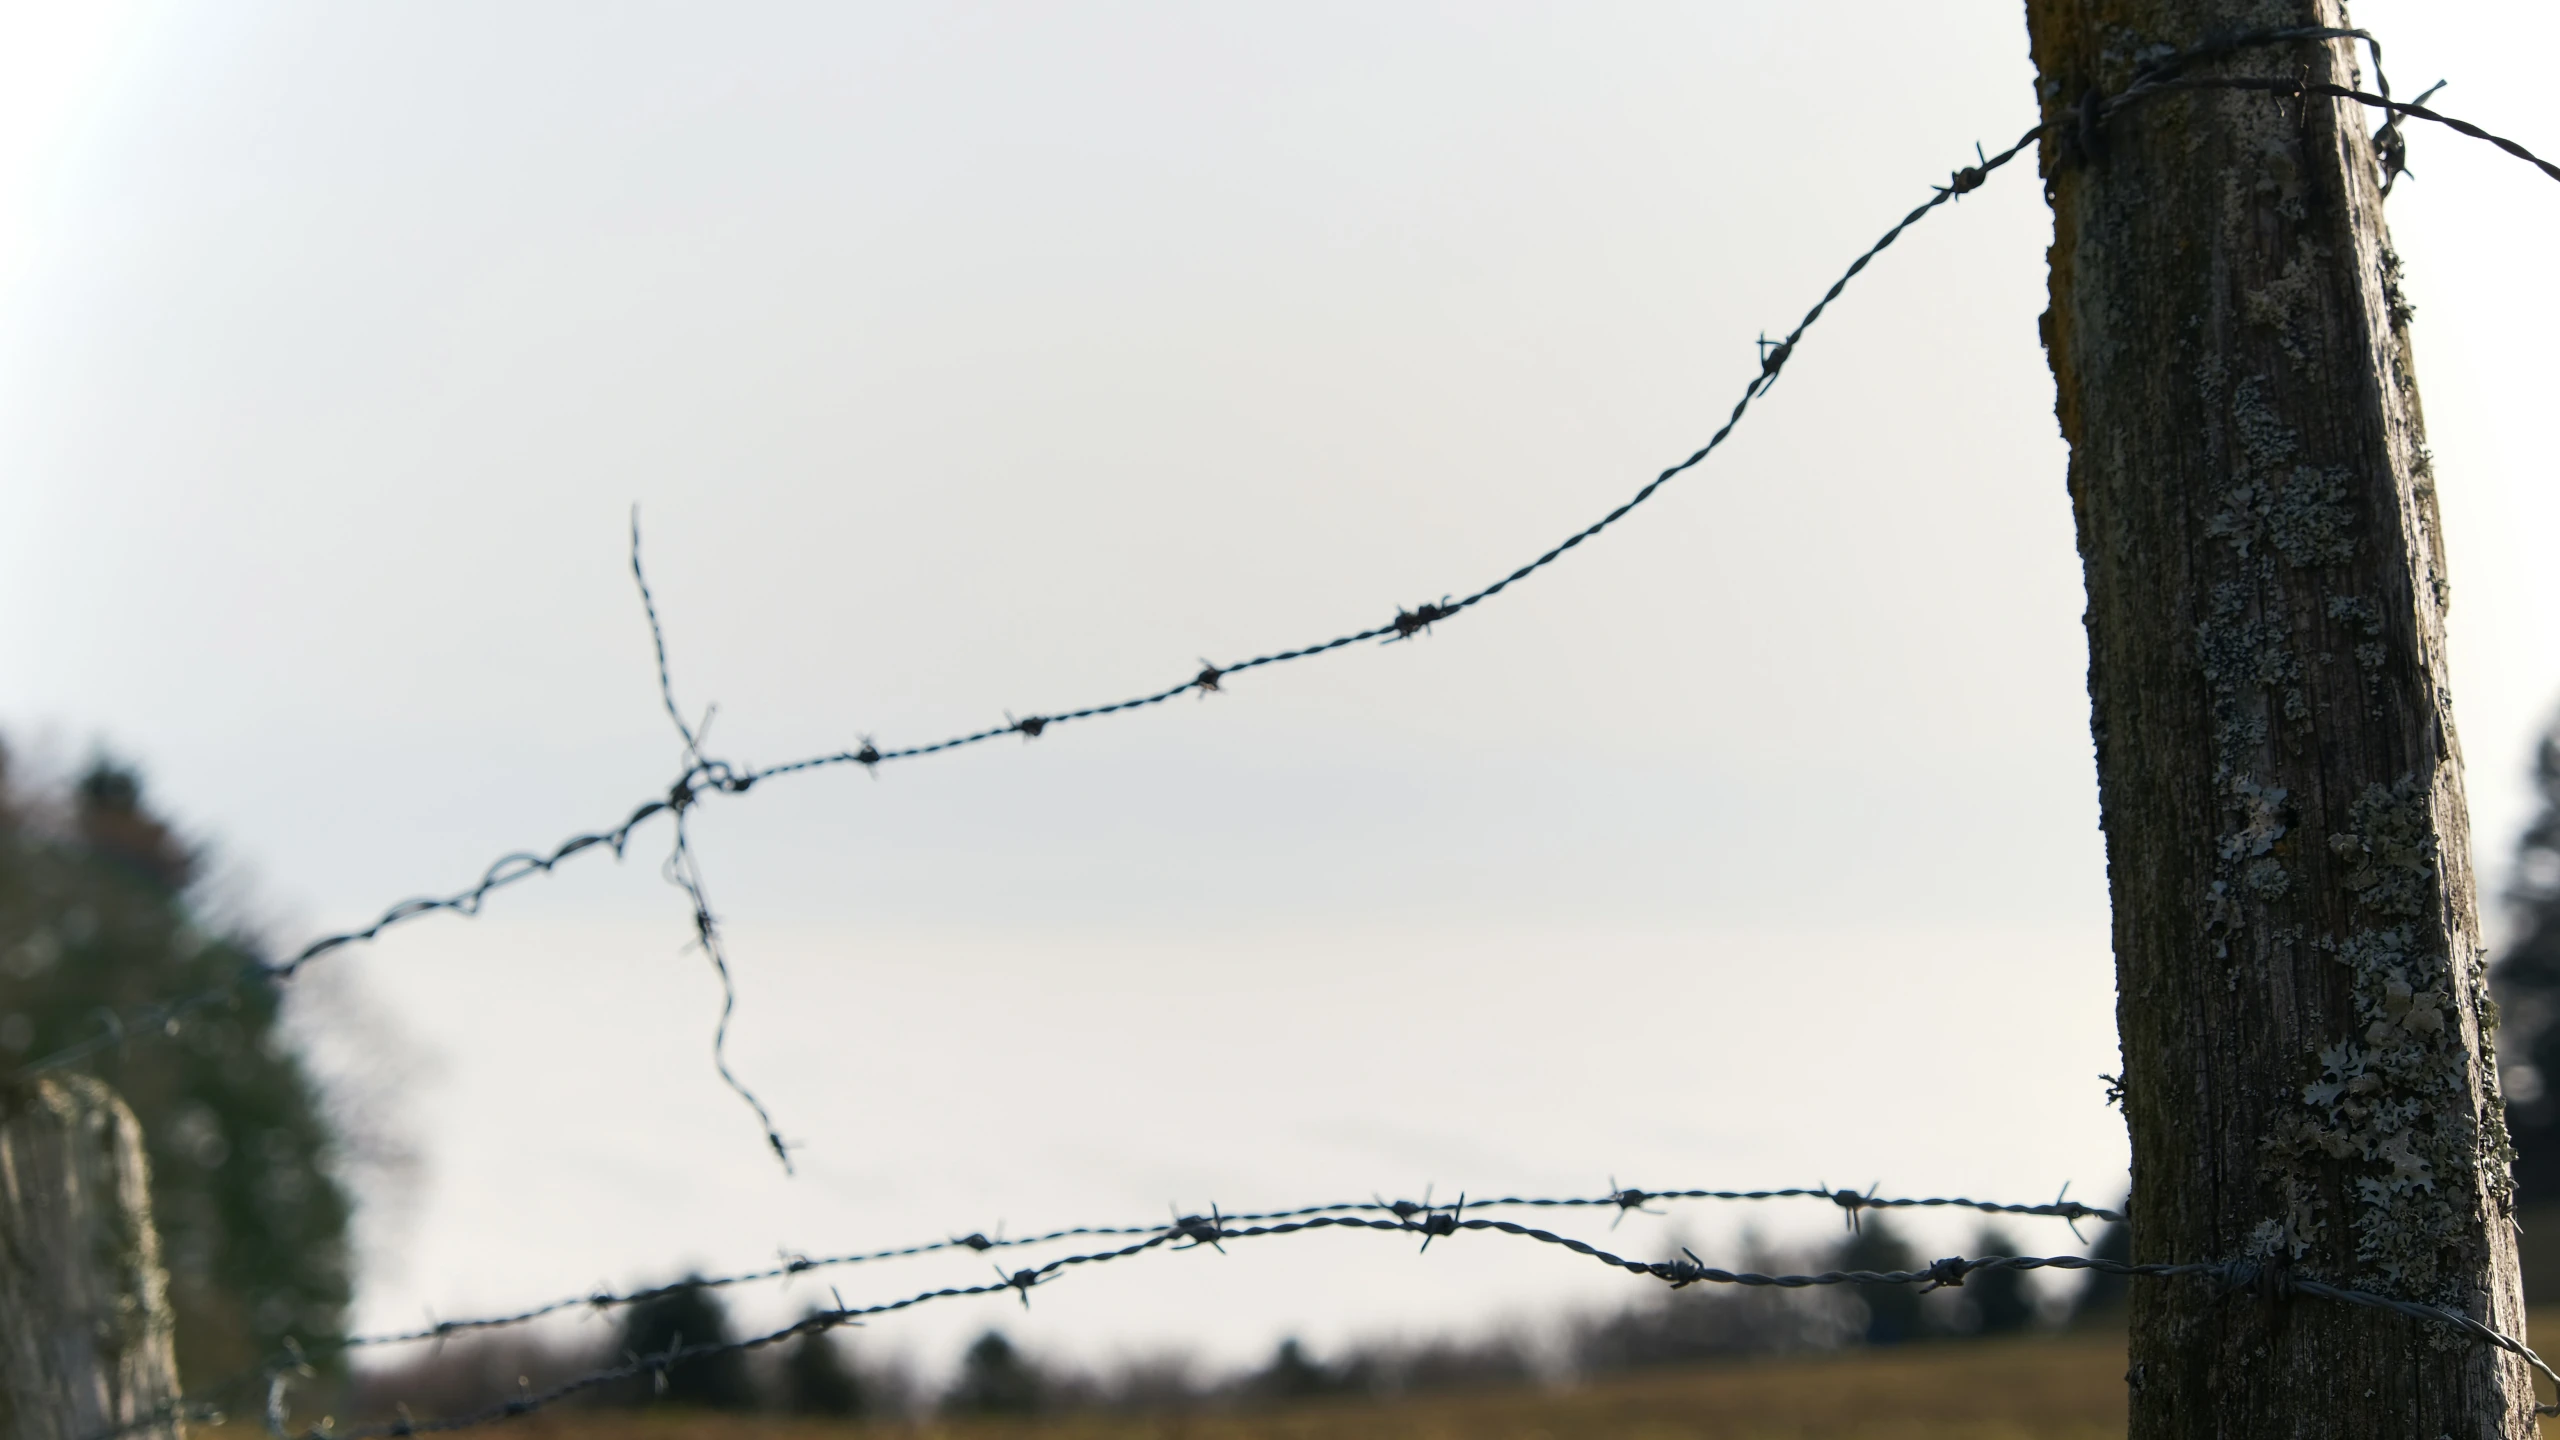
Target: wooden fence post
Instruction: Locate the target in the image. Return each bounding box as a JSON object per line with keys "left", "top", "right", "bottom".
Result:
{"left": 0, "top": 1076, "right": 185, "bottom": 1440}
{"left": 2023, "top": 3, "right": 2532, "bottom": 1433}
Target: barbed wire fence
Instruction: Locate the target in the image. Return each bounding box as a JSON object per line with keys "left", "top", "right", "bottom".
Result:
{"left": 19, "top": 23, "right": 2560, "bottom": 1439}
{"left": 152, "top": 1184, "right": 2560, "bottom": 1438}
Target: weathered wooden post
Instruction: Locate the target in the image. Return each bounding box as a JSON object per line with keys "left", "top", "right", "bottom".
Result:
{"left": 2024, "top": 1, "right": 2535, "bottom": 1433}
{"left": 0, "top": 1076, "right": 185, "bottom": 1440}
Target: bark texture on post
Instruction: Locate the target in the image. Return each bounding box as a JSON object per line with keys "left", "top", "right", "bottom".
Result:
{"left": 2024, "top": 3, "right": 2532, "bottom": 1434}
{"left": 0, "top": 1077, "right": 185, "bottom": 1440}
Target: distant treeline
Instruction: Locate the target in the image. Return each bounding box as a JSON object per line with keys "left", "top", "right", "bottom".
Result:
{"left": 344, "top": 1214, "right": 2132, "bottom": 1425}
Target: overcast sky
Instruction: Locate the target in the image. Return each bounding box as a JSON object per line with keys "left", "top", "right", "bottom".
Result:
{"left": 3, "top": 0, "right": 2555, "bottom": 1386}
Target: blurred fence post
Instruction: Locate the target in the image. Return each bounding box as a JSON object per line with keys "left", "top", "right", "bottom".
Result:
{"left": 0, "top": 1076, "right": 185, "bottom": 1440}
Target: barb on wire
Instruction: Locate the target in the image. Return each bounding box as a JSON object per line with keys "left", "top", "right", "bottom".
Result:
{"left": 103, "top": 1176, "right": 2136, "bottom": 1434}
{"left": 8, "top": 123, "right": 2044, "bottom": 1097}
{"left": 238, "top": 1209, "right": 2560, "bottom": 1439}
{"left": 745, "top": 124, "right": 2042, "bottom": 792}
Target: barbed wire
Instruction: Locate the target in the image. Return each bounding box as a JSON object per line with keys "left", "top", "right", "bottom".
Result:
{"left": 632, "top": 508, "right": 797, "bottom": 1169}
{"left": 322, "top": 1183, "right": 2119, "bottom": 1354}
{"left": 2078, "top": 23, "right": 2559, "bottom": 189}
{"left": 734, "top": 126, "right": 2042, "bottom": 790}
{"left": 2136, "top": 77, "right": 2560, "bottom": 186}
{"left": 3, "top": 119, "right": 2046, "bottom": 1099}
{"left": 236, "top": 1206, "right": 2557, "bottom": 1439}
{"left": 28, "top": 24, "right": 2560, "bottom": 1440}
{"left": 21, "top": 26, "right": 2548, "bottom": 1136}
{"left": 84, "top": 1182, "right": 2126, "bottom": 1438}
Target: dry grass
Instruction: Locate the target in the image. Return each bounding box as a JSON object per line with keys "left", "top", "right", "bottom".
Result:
{"left": 211, "top": 1330, "right": 2127, "bottom": 1440}
{"left": 204, "top": 1310, "right": 2560, "bottom": 1440}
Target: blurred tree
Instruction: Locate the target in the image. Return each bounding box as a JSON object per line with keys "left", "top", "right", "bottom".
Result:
{"left": 1964, "top": 1227, "right": 2036, "bottom": 1335}
{"left": 1841, "top": 1217, "right": 1925, "bottom": 1345}
{"left": 780, "top": 1314, "right": 866, "bottom": 1417}
{"left": 613, "top": 1277, "right": 756, "bottom": 1410}
{"left": 2493, "top": 717, "right": 2560, "bottom": 1203}
{"left": 0, "top": 744, "right": 351, "bottom": 1386}
{"left": 944, "top": 1330, "right": 1044, "bottom": 1416}
{"left": 1245, "top": 1337, "right": 1335, "bottom": 1403}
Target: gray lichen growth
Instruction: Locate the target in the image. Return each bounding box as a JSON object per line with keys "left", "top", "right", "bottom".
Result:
{"left": 2380, "top": 243, "right": 2418, "bottom": 331}
{"left": 2221, "top": 778, "right": 2289, "bottom": 861}
{"left": 2474, "top": 958, "right": 2518, "bottom": 1213}
{"left": 2206, "top": 461, "right": 2358, "bottom": 570}
{"left": 2221, "top": 779, "right": 2293, "bottom": 901}
{"left": 2263, "top": 772, "right": 2498, "bottom": 1300}
{"left": 2326, "top": 594, "right": 2389, "bottom": 674}
{"left": 2198, "top": 583, "right": 2301, "bottom": 767}
{"left": 2242, "top": 250, "right": 2327, "bottom": 368}
{"left": 2330, "top": 777, "right": 2436, "bottom": 919}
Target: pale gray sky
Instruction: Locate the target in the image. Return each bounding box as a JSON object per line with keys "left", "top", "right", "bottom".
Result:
{"left": 2, "top": 0, "right": 2554, "bottom": 1382}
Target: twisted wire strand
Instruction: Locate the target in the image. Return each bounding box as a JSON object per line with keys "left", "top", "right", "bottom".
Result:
{"left": 6, "top": 124, "right": 2042, "bottom": 1088}
{"left": 24, "top": 46, "right": 2560, "bottom": 1437}
{"left": 746, "top": 124, "right": 2046, "bottom": 787}
{"left": 238, "top": 1212, "right": 2557, "bottom": 1439}
{"left": 19, "top": 51, "right": 2552, "bottom": 1152}
{"left": 625, "top": 507, "right": 799, "bottom": 1170}
{"left": 319, "top": 1185, "right": 2118, "bottom": 1354}
{"left": 112, "top": 1183, "right": 2126, "bottom": 1435}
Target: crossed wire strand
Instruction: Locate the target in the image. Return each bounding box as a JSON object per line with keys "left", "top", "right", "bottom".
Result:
{"left": 5, "top": 113, "right": 2048, "bottom": 1105}
{"left": 24, "top": 26, "right": 2560, "bottom": 1440}
{"left": 17, "top": 31, "right": 2553, "bottom": 1126}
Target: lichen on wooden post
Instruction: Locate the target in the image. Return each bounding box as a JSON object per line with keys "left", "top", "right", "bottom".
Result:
{"left": 2024, "top": 1, "right": 2534, "bottom": 1434}
{"left": 0, "top": 1076, "right": 186, "bottom": 1440}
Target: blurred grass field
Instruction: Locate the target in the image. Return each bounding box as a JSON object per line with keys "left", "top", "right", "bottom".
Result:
{"left": 206, "top": 1310, "right": 2560, "bottom": 1440}
{"left": 220, "top": 1330, "right": 2131, "bottom": 1440}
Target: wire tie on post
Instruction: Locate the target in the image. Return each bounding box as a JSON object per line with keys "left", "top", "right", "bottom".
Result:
{"left": 2075, "top": 84, "right": 2109, "bottom": 166}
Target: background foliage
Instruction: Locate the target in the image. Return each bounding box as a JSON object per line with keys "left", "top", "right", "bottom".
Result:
{"left": 0, "top": 742, "right": 352, "bottom": 1385}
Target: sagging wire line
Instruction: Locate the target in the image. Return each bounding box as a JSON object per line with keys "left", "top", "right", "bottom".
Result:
{"left": 231, "top": 1210, "right": 2559, "bottom": 1439}
{"left": 18, "top": 29, "right": 2556, "bottom": 1173}
{"left": 110, "top": 1182, "right": 2126, "bottom": 1435}
{"left": 5, "top": 122, "right": 2045, "bottom": 1103}
{"left": 334, "top": 1184, "right": 2124, "bottom": 1354}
